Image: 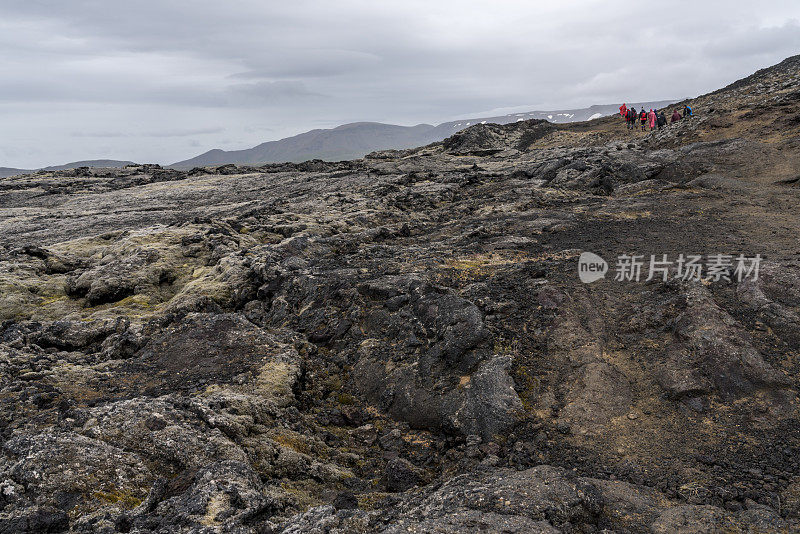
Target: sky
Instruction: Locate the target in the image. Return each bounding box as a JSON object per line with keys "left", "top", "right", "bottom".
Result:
{"left": 1, "top": 1, "right": 799, "bottom": 168}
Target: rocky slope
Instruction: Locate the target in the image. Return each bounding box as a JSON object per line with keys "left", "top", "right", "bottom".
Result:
{"left": 0, "top": 57, "right": 798, "bottom": 533}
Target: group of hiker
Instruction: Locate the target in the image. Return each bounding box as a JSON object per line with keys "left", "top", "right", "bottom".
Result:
{"left": 618, "top": 104, "right": 693, "bottom": 131}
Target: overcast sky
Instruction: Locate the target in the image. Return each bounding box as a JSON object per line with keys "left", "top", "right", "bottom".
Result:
{"left": 1, "top": 1, "right": 799, "bottom": 168}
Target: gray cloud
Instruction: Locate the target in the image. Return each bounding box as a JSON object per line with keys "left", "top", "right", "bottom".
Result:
{"left": 704, "top": 21, "right": 800, "bottom": 59}
{"left": 72, "top": 127, "right": 225, "bottom": 138}
{"left": 224, "top": 80, "right": 325, "bottom": 105}
{"left": 0, "top": 0, "right": 798, "bottom": 168}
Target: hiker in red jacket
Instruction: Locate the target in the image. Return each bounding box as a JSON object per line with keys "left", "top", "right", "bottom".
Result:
{"left": 648, "top": 109, "right": 657, "bottom": 130}
{"left": 671, "top": 109, "right": 682, "bottom": 123}
{"left": 640, "top": 110, "right": 648, "bottom": 131}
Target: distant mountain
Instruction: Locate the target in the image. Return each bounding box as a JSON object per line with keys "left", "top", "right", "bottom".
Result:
{"left": 41, "top": 159, "right": 137, "bottom": 172}
{"left": 171, "top": 122, "right": 442, "bottom": 169}
{"left": 0, "top": 160, "right": 136, "bottom": 179}
{"left": 0, "top": 167, "right": 31, "bottom": 178}
{"left": 171, "top": 101, "right": 675, "bottom": 168}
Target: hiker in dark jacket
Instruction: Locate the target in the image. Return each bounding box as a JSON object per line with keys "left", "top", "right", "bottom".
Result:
{"left": 628, "top": 107, "right": 637, "bottom": 130}
{"left": 671, "top": 109, "right": 682, "bottom": 123}
{"left": 640, "top": 110, "right": 647, "bottom": 131}
{"left": 657, "top": 111, "right": 667, "bottom": 129}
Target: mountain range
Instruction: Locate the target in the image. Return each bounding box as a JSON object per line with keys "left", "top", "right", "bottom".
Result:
{"left": 0, "top": 102, "right": 675, "bottom": 177}
{"left": 170, "top": 101, "right": 675, "bottom": 168}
